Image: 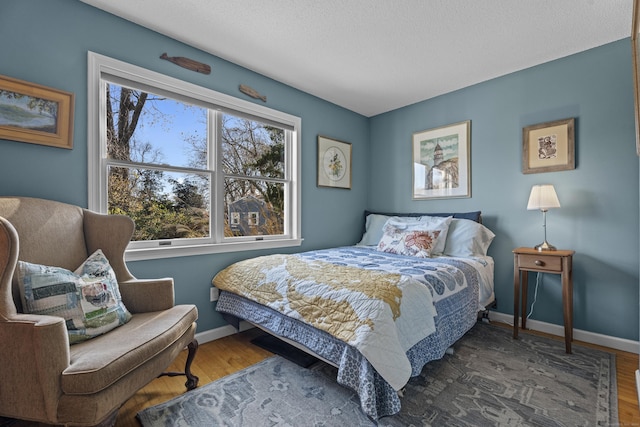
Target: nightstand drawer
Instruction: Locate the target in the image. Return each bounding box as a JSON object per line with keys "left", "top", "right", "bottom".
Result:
{"left": 517, "top": 254, "right": 562, "bottom": 271}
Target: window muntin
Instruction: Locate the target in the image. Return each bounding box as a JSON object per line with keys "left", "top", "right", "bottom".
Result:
{"left": 88, "top": 52, "right": 301, "bottom": 260}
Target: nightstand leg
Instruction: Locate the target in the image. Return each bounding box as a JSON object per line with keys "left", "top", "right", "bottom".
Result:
{"left": 513, "top": 255, "right": 520, "bottom": 339}
{"left": 562, "top": 257, "right": 573, "bottom": 353}
{"left": 521, "top": 271, "right": 529, "bottom": 330}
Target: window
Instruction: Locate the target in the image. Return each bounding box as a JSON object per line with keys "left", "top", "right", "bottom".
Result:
{"left": 248, "top": 212, "right": 259, "bottom": 226}
{"left": 230, "top": 212, "right": 240, "bottom": 225}
{"left": 88, "top": 52, "right": 301, "bottom": 260}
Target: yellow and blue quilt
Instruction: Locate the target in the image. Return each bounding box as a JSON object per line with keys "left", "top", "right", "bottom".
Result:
{"left": 214, "top": 253, "right": 437, "bottom": 390}
{"left": 214, "top": 246, "right": 489, "bottom": 419}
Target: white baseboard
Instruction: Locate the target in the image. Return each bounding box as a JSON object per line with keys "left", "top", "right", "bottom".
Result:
{"left": 195, "top": 312, "right": 639, "bottom": 356}
{"left": 636, "top": 370, "right": 640, "bottom": 410}
{"left": 489, "top": 311, "right": 639, "bottom": 354}
{"left": 195, "top": 320, "right": 254, "bottom": 344}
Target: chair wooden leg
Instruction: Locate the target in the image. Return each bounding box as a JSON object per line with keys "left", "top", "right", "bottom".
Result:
{"left": 184, "top": 338, "right": 199, "bottom": 390}
{"left": 159, "top": 338, "right": 199, "bottom": 391}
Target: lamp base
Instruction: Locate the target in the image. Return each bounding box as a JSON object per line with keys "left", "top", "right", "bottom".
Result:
{"left": 534, "top": 241, "right": 557, "bottom": 251}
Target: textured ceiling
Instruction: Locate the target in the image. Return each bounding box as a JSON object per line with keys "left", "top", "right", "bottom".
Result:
{"left": 80, "top": 0, "right": 633, "bottom": 117}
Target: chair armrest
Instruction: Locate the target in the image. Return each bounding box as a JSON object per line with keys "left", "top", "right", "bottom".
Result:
{"left": 0, "top": 314, "right": 69, "bottom": 422}
{"left": 119, "top": 277, "right": 175, "bottom": 313}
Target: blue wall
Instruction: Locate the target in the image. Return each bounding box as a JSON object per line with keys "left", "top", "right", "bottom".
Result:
{"left": 0, "top": 0, "right": 369, "bottom": 332}
{"left": 1, "top": 1, "right": 638, "bottom": 341}
{"left": 370, "top": 39, "right": 639, "bottom": 341}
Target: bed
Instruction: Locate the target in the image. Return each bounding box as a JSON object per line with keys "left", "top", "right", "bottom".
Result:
{"left": 212, "top": 211, "right": 495, "bottom": 420}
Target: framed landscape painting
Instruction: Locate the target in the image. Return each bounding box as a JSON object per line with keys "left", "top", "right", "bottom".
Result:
{"left": 412, "top": 120, "right": 471, "bottom": 199}
{"left": 0, "top": 74, "right": 74, "bottom": 149}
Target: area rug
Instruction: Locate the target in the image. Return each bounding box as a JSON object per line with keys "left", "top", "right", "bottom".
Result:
{"left": 137, "top": 322, "right": 618, "bottom": 426}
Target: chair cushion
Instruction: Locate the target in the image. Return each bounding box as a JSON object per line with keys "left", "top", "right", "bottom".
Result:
{"left": 17, "top": 250, "right": 132, "bottom": 344}
{"left": 62, "top": 304, "right": 197, "bottom": 394}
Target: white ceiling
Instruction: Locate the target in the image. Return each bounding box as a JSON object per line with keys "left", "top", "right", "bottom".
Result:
{"left": 80, "top": 0, "right": 633, "bottom": 117}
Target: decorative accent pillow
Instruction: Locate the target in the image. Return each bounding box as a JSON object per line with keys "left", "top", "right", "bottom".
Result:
{"left": 17, "top": 250, "right": 132, "bottom": 345}
{"left": 358, "top": 214, "right": 416, "bottom": 246}
{"left": 443, "top": 218, "right": 496, "bottom": 257}
{"left": 413, "top": 215, "right": 453, "bottom": 255}
{"left": 358, "top": 214, "right": 452, "bottom": 248}
{"left": 376, "top": 221, "right": 442, "bottom": 258}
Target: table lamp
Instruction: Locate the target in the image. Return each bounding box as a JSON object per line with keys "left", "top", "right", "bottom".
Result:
{"left": 527, "top": 184, "right": 560, "bottom": 251}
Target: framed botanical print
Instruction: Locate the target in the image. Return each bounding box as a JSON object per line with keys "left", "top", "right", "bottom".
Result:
{"left": 317, "top": 135, "right": 352, "bottom": 189}
{"left": 412, "top": 120, "right": 471, "bottom": 199}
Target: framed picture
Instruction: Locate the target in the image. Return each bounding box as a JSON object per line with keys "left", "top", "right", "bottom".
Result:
{"left": 522, "top": 118, "right": 575, "bottom": 174}
{"left": 317, "top": 135, "right": 352, "bottom": 189}
{"left": 632, "top": 0, "right": 640, "bottom": 155}
{"left": 0, "top": 74, "right": 74, "bottom": 149}
{"left": 412, "top": 120, "right": 471, "bottom": 199}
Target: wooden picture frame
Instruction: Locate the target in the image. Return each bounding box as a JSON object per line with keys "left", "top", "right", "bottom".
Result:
{"left": 0, "top": 74, "right": 74, "bottom": 149}
{"left": 522, "top": 118, "right": 575, "bottom": 174}
{"left": 412, "top": 120, "right": 471, "bottom": 199}
{"left": 632, "top": 0, "right": 640, "bottom": 155}
{"left": 317, "top": 135, "right": 352, "bottom": 189}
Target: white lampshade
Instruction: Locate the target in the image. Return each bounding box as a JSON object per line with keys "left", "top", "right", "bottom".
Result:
{"left": 527, "top": 184, "right": 560, "bottom": 211}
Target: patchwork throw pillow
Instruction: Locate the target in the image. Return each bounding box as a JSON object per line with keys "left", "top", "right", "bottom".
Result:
{"left": 18, "top": 250, "right": 132, "bottom": 344}
{"left": 376, "top": 221, "right": 441, "bottom": 258}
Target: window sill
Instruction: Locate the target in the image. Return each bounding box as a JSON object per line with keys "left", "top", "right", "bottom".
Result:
{"left": 124, "top": 238, "right": 304, "bottom": 261}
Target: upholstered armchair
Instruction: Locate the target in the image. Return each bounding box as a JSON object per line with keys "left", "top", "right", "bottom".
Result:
{"left": 0, "top": 197, "right": 199, "bottom": 426}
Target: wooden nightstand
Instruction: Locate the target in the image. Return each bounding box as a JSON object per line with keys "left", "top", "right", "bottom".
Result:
{"left": 513, "top": 247, "right": 575, "bottom": 353}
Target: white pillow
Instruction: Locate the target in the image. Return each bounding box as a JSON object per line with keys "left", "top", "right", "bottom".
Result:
{"left": 443, "top": 218, "right": 495, "bottom": 257}
{"left": 376, "top": 221, "right": 442, "bottom": 258}
{"left": 358, "top": 214, "right": 418, "bottom": 246}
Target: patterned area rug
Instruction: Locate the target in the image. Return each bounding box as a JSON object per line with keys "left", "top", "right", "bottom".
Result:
{"left": 137, "top": 323, "right": 618, "bottom": 426}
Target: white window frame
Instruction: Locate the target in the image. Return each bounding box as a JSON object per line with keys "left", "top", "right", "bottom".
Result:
{"left": 87, "top": 52, "right": 302, "bottom": 261}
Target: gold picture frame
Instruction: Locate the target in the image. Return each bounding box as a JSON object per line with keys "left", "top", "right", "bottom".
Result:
{"left": 412, "top": 120, "right": 471, "bottom": 199}
{"left": 317, "top": 135, "right": 352, "bottom": 189}
{"left": 0, "top": 74, "right": 74, "bottom": 149}
{"left": 522, "top": 118, "right": 575, "bottom": 174}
